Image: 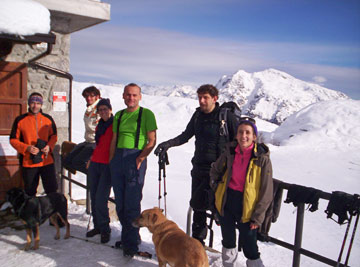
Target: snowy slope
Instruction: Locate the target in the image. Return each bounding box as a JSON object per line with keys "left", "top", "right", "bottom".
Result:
{"left": 268, "top": 99, "right": 360, "bottom": 149}
{"left": 0, "top": 82, "right": 359, "bottom": 267}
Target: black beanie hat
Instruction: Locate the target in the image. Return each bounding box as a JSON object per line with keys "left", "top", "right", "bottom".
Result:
{"left": 97, "top": 98, "right": 112, "bottom": 110}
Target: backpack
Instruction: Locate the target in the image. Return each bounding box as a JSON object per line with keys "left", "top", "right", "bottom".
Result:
{"left": 218, "top": 101, "right": 242, "bottom": 141}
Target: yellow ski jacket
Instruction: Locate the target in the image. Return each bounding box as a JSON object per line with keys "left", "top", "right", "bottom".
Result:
{"left": 210, "top": 141, "right": 273, "bottom": 226}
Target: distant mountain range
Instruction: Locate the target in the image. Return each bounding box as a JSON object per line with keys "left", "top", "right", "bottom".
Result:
{"left": 126, "top": 69, "right": 349, "bottom": 124}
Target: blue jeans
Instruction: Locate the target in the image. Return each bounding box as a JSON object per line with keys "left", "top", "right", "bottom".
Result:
{"left": 110, "top": 148, "right": 147, "bottom": 253}
{"left": 88, "top": 162, "right": 112, "bottom": 234}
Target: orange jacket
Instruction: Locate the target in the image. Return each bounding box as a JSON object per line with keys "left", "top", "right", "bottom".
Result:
{"left": 10, "top": 111, "right": 57, "bottom": 168}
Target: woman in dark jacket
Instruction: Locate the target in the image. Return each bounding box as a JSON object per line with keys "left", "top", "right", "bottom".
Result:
{"left": 85, "top": 98, "right": 113, "bottom": 243}
{"left": 210, "top": 118, "right": 273, "bottom": 267}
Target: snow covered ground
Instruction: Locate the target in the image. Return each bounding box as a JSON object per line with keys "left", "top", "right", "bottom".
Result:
{"left": 1, "top": 81, "right": 359, "bottom": 267}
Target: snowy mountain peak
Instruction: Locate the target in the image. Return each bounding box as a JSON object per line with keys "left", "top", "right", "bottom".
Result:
{"left": 216, "top": 68, "right": 349, "bottom": 124}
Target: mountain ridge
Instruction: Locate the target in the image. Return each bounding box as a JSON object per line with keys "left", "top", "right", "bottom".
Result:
{"left": 112, "top": 68, "right": 349, "bottom": 124}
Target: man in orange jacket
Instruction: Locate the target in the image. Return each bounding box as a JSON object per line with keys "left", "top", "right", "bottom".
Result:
{"left": 10, "top": 92, "right": 58, "bottom": 196}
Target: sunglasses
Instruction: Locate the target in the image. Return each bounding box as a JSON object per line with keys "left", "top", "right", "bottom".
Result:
{"left": 239, "top": 117, "right": 256, "bottom": 124}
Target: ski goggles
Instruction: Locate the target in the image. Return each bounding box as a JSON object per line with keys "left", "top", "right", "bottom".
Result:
{"left": 239, "top": 116, "right": 256, "bottom": 124}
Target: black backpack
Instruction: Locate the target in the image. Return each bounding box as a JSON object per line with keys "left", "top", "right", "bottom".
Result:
{"left": 218, "top": 101, "right": 242, "bottom": 141}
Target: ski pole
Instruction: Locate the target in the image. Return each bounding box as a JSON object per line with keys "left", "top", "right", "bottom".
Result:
{"left": 336, "top": 215, "right": 353, "bottom": 267}
{"left": 158, "top": 164, "right": 162, "bottom": 209}
{"left": 163, "top": 168, "right": 167, "bottom": 216}
{"left": 344, "top": 195, "right": 360, "bottom": 266}
{"left": 344, "top": 212, "right": 359, "bottom": 266}
{"left": 158, "top": 151, "right": 169, "bottom": 215}
{"left": 162, "top": 152, "right": 169, "bottom": 216}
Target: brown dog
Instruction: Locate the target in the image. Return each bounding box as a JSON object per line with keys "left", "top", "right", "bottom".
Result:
{"left": 133, "top": 207, "right": 209, "bottom": 267}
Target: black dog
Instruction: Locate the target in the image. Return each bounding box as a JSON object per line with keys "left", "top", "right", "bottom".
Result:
{"left": 6, "top": 188, "right": 70, "bottom": 250}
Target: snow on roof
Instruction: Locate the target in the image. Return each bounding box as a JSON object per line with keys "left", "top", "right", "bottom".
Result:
{"left": 0, "top": 0, "right": 50, "bottom": 36}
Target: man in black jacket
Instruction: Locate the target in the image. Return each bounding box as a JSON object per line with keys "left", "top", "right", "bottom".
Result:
{"left": 154, "top": 84, "right": 238, "bottom": 245}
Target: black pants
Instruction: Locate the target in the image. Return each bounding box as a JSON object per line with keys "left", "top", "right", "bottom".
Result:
{"left": 64, "top": 141, "right": 95, "bottom": 174}
{"left": 190, "top": 167, "right": 211, "bottom": 242}
{"left": 88, "top": 162, "right": 112, "bottom": 234}
{"left": 22, "top": 163, "right": 58, "bottom": 197}
{"left": 220, "top": 188, "right": 260, "bottom": 260}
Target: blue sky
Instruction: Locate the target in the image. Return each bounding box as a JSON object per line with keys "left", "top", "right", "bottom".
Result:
{"left": 70, "top": 0, "right": 360, "bottom": 99}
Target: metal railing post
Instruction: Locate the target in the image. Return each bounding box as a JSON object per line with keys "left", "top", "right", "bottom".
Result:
{"left": 293, "top": 202, "right": 305, "bottom": 267}
{"left": 86, "top": 175, "right": 90, "bottom": 214}
{"left": 186, "top": 206, "right": 193, "bottom": 236}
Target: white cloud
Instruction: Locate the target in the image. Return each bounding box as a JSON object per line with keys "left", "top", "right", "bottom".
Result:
{"left": 70, "top": 25, "right": 360, "bottom": 99}
{"left": 312, "top": 76, "right": 327, "bottom": 85}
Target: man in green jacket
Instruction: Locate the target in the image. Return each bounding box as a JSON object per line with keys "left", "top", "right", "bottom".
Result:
{"left": 109, "top": 83, "right": 157, "bottom": 258}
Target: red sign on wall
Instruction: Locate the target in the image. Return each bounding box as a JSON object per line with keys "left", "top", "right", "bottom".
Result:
{"left": 53, "top": 92, "right": 67, "bottom": 111}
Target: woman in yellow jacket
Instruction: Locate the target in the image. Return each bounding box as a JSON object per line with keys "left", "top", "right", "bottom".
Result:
{"left": 210, "top": 118, "right": 273, "bottom": 267}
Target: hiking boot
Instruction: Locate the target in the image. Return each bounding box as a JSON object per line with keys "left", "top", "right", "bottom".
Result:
{"left": 246, "top": 258, "right": 265, "bottom": 267}
{"left": 115, "top": 237, "right": 141, "bottom": 249}
{"left": 101, "top": 232, "right": 110, "bottom": 244}
{"left": 86, "top": 228, "right": 100, "bottom": 237}
{"left": 123, "top": 248, "right": 136, "bottom": 258}
{"left": 222, "top": 247, "right": 238, "bottom": 267}
{"left": 115, "top": 240, "right": 123, "bottom": 249}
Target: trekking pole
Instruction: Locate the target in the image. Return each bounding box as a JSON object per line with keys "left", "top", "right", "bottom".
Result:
{"left": 158, "top": 151, "right": 169, "bottom": 216}
{"left": 158, "top": 164, "right": 162, "bottom": 209}
{"left": 336, "top": 215, "right": 353, "bottom": 267}
{"left": 162, "top": 162, "right": 168, "bottom": 217}
{"left": 344, "top": 212, "right": 359, "bottom": 266}
{"left": 344, "top": 195, "right": 360, "bottom": 266}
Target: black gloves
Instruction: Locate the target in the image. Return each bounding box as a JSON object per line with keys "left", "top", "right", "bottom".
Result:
{"left": 154, "top": 141, "right": 171, "bottom": 158}
{"left": 31, "top": 138, "right": 47, "bottom": 164}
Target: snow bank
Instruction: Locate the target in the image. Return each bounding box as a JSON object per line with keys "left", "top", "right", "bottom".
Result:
{"left": 0, "top": 0, "right": 50, "bottom": 35}
{"left": 270, "top": 99, "right": 360, "bottom": 150}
